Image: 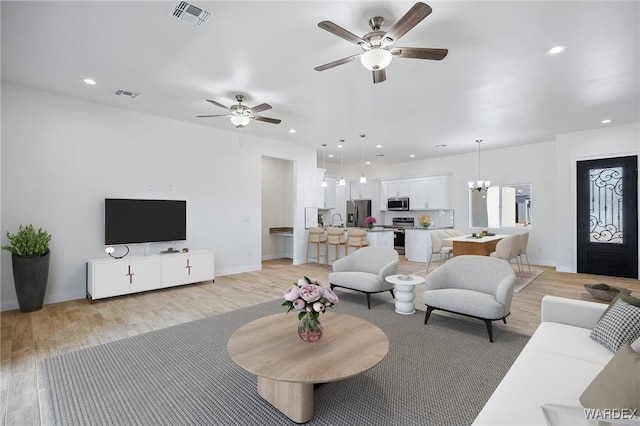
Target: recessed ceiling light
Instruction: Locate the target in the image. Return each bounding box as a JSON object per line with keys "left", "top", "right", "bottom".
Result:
{"left": 289, "top": 129, "right": 296, "bottom": 134}
{"left": 328, "top": 154, "right": 334, "bottom": 158}
{"left": 546, "top": 45, "right": 567, "bottom": 55}
{"left": 409, "top": 154, "right": 415, "bottom": 158}
{"left": 376, "top": 144, "right": 382, "bottom": 148}
{"left": 601, "top": 119, "right": 612, "bottom": 124}
{"left": 435, "top": 144, "right": 447, "bottom": 148}
{"left": 337, "top": 144, "right": 343, "bottom": 149}
{"left": 83, "top": 78, "right": 96, "bottom": 85}
{"left": 365, "top": 161, "right": 371, "bottom": 165}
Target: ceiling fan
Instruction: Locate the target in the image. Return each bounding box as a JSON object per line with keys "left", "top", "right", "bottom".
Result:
{"left": 314, "top": 2, "right": 448, "bottom": 84}
{"left": 196, "top": 95, "right": 282, "bottom": 128}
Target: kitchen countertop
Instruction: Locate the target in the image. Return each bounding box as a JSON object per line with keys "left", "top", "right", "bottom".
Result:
{"left": 269, "top": 227, "right": 293, "bottom": 236}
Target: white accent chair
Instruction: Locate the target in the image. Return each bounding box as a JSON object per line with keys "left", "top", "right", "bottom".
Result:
{"left": 489, "top": 234, "right": 521, "bottom": 275}
{"left": 426, "top": 230, "right": 452, "bottom": 272}
{"left": 329, "top": 247, "right": 399, "bottom": 309}
{"left": 423, "top": 255, "right": 516, "bottom": 342}
{"left": 517, "top": 232, "right": 531, "bottom": 273}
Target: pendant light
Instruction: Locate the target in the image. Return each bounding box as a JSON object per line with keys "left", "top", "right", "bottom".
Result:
{"left": 320, "top": 144, "right": 328, "bottom": 187}
{"left": 338, "top": 139, "right": 346, "bottom": 186}
{"left": 359, "top": 134, "right": 367, "bottom": 184}
{"left": 468, "top": 139, "right": 491, "bottom": 192}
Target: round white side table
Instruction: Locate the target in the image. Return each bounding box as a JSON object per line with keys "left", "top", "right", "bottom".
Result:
{"left": 385, "top": 274, "right": 426, "bottom": 315}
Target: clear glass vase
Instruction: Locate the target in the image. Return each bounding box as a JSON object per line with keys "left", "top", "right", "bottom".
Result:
{"left": 297, "top": 313, "right": 323, "bottom": 342}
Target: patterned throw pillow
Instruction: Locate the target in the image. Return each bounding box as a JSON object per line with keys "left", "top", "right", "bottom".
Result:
{"left": 590, "top": 299, "right": 640, "bottom": 353}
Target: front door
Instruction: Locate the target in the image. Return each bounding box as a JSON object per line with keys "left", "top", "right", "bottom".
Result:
{"left": 576, "top": 156, "right": 638, "bottom": 278}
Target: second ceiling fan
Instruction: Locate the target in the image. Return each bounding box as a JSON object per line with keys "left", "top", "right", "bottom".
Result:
{"left": 314, "top": 2, "right": 448, "bottom": 84}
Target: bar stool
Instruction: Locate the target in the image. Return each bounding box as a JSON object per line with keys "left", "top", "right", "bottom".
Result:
{"left": 325, "top": 227, "right": 346, "bottom": 264}
{"left": 345, "top": 228, "right": 368, "bottom": 255}
{"left": 305, "top": 227, "right": 327, "bottom": 264}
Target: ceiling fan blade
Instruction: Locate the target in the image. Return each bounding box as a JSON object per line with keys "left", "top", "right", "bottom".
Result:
{"left": 318, "top": 21, "right": 366, "bottom": 45}
{"left": 372, "top": 69, "right": 386, "bottom": 84}
{"left": 253, "top": 115, "right": 282, "bottom": 124}
{"left": 314, "top": 54, "right": 360, "bottom": 71}
{"left": 249, "top": 103, "right": 272, "bottom": 114}
{"left": 196, "top": 114, "right": 229, "bottom": 118}
{"left": 391, "top": 47, "right": 448, "bottom": 60}
{"left": 384, "top": 2, "right": 432, "bottom": 44}
{"left": 206, "top": 99, "right": 230, "bottom": 110}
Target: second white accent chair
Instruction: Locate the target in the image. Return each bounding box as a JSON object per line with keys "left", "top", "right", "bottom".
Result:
{"left": 426, "top": 230, "right": 453, "bottom": 273}
{"left": 518, "top": 232, "right": 531, "bottom": 273}
{"left": 489, "top": 235, "right": 521, "bottom": 275}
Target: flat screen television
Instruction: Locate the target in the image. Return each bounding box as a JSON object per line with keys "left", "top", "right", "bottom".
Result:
{"left": 104, "top": 198, "right": 187, "bottom": 245}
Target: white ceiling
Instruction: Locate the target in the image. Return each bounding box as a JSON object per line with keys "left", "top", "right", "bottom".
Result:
{"left": 2, "top": 1, "right": 638, "bottom": 167}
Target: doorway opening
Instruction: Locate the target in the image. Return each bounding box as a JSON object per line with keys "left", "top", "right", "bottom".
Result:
{"left": 261, "top": 156, "right": 294, "bottom": 264}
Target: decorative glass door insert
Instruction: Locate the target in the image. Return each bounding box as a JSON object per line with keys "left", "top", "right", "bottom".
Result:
{"left": 589, "top": 167, "right": 623, "bottom": 244}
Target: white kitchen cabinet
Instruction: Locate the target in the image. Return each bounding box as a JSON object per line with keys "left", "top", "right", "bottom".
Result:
{"left": 87, "top": 250, "right": 215, "bottom": 301}
{"left": 161, "top": 250, "right": 215, "bottom": 288}
{"left": 409, "top": 178, "right": 429, "bottom": 210}
{"left": 366, "top": 230, "right": 394, "bottom": 248}
{"left": 323, "top": 177, "right": 337, "bottom": 209}
{"left": 350, "top": 181, "right": 372, "bottom": 200}
{"left": 388, "top": 180, "right": 410, "bottom": 197}
{"left": 379, "top": 181, "right": 389, "bottom": 211}
{"left": 409, "top": 176, "right": 448, "bottom": 210}
{"left": 404, "top": 229, "right": 432, "bottom": 263}
{"left": 426, "top": 176, "right": 448, "bottom": 209}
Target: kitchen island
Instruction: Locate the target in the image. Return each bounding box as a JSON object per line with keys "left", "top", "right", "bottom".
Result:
{"left": 365, "top": 228, "right": 394, "bottom": 249}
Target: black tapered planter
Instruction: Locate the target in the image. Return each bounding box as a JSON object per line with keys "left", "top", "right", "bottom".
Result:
{"left": 11, "top": 250, "right": 50, "bottom": 312}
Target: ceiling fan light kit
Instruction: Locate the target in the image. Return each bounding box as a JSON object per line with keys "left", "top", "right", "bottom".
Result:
{"left": 314, "top": 2, "right": 448, "bottom": 84}
{"left": 360, "top": 48, "right": 392, "bottom": 71}
{"left": 196, "top": 94, "right": 281, "bottom": 128}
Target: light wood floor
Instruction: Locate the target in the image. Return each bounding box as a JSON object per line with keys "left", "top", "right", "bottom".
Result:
{"left": 1, "top": 258, "right": 639, "bottom": 426}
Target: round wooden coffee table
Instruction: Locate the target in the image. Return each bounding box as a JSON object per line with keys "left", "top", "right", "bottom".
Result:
{"left": 227, "top": 312, "right": 388, "bottom": 423}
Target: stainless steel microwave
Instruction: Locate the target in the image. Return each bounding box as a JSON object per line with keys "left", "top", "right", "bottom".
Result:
{"left": 387, "top": 197, "right": 410, "bottom": 211}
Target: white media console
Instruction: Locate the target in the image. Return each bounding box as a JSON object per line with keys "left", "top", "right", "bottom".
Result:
{"left": 86, "top": 249, "right": 215, "bottom": 301}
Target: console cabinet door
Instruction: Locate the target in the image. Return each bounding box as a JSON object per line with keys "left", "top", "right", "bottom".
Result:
{"left": 161, "top": 254, "right": 190, "bottom": 288}
{"left": 129, "top": 257, "right": 162, "bottom": 293}
{"left": 91, "top": 261, "right": 133, "bottom": 299}
{"left": 187, "top": 251, "right": 215, "bottom": 283}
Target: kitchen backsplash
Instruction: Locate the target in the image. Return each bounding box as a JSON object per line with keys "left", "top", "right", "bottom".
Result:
{"left": 384, "top": 209, "right": 455, "bottom": 228}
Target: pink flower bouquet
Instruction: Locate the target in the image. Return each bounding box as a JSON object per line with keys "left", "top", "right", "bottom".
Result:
{"left": 282, "top": 276, "right": 339, "bottom": 321}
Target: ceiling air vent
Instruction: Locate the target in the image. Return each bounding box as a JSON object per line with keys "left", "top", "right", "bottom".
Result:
{"left": 115, "top": 90, "right": 140, "bottom": 99}
{"left": 171, "top": 1, "right": 211, "bottom": 28}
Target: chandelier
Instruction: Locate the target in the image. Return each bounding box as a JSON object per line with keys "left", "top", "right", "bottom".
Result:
{"left": 468, "top": 139, "right": 491, "bottom": 192}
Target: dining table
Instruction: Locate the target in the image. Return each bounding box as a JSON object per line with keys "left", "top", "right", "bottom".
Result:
{"left": 442, "top": 234, "right": 506, "bottom": 257}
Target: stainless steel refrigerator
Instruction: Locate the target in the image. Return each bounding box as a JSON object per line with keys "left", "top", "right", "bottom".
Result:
{"left": 346, "top": 199, "right": 372, "bottom": 227}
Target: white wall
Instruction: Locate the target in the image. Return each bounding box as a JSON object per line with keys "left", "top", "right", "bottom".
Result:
{"left": 1, "top": 83, "right": 318, "bottom": 310}
{"left": 554, "top": 123, "right": 640, "bottom": 272}
{"left": 261, "top": 156, "right": 293, "bottom": 260}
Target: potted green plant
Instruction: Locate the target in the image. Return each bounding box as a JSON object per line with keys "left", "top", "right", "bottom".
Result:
{"left": 2, "top": 224, "right": 52, "bottom": 312}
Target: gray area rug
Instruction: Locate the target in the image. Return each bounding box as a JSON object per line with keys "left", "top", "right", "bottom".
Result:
{"left": 42, "top": 295, "right": 530, "bottom": 426}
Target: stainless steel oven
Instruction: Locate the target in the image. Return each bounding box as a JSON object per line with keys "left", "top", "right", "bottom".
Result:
{"left": 387, "top": 197, "right": 410, "bottom": 211}
{"left": 391, "top": 217, "right": 415, "bottom": 254}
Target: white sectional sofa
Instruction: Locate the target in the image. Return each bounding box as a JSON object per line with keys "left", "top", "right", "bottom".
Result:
{"left": 473, "top": 295, "right": 639, "bottom": 425}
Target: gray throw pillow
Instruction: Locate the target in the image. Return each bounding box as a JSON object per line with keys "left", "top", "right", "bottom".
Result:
{"left": 579, "top": 344, "right": 640, "bottom": 412}
{"left": 590, "top": 299, "right": 640, "bottom": 353}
